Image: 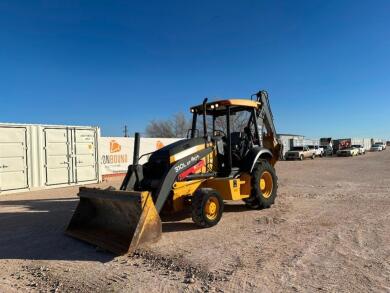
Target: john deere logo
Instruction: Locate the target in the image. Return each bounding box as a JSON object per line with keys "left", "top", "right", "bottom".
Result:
{"left": 110, "top": 140, "right": 121, "bottom": 153}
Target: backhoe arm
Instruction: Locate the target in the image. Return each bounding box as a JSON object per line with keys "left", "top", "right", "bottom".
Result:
{"left": 255, "top": 90, "right": 282, "bottom": 164}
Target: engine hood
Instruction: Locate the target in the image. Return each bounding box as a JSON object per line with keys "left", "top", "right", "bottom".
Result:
{"left": 148, "top": 137, "right": 207, "bottom": 164}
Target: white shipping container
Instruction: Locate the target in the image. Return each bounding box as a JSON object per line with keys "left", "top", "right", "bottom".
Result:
{"left": 351, "top": 138, "right": 372, "bottom": 150}
{"left": 291, "top": 138, "right": 319, "bottom": 147}
{"left": 0, "top": 123, "right": 101, "bottom": 195}
{"left": 276, "top": 134, "right": 304, "bottom": 157}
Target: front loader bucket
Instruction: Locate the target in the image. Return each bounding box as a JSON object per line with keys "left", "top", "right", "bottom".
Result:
{"left": 65, "top": 187, "right": 162, "bottom": 255}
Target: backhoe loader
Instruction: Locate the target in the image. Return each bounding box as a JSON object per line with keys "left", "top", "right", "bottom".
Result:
{"left": 66, "top": 90, "right": 282, "bottom": 255}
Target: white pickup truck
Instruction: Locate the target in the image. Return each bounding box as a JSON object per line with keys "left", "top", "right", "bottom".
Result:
{"left": 308, "top": 145, "right": 324, "bottom": 157}
{"left": 351, "top": 144, "right": 366, "bottom": 155}
{"left": 285, "top": 146, "right": 316, "bottom": 160}
{"left": 375, "top": 142, "right": 386, "bottom": 150}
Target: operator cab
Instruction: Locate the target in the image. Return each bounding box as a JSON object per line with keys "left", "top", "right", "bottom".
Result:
{"left": 189, "top": 98, "right": 264, "bottom": 175}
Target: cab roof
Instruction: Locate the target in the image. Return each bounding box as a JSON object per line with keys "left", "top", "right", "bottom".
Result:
{"left": 190, "top": 99, "right": 261, "bottom": 115}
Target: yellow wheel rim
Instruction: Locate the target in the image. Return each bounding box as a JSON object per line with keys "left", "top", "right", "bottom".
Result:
{"left": 205, "top": 197, "right": 219, "bottom": 220}
{"left": 259, "top": 171, "right": 273, "bottom": 199}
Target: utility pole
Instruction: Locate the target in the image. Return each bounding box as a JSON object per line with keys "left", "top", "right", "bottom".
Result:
{"left": 123, "top": 125, "right": 129, "bottom": 137}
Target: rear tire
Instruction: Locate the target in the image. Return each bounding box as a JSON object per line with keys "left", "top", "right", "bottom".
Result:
{"left": 311, "top": 153, "right": 315, "bottom": 159}
{"left": 192, "top": 188, "right": 224, "bottom": 228}
{"left": 300, "top": 155, "right": 304, "bottom": 161}
{"left": 244, "top": 161, "right": 278, "bottom": 209}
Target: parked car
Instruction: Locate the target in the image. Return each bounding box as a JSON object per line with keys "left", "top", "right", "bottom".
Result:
{"left": 337, "top": 147, "right": 359, "bottom": 157}
{"left": 371, "top": 144, "right": 383, "bottom": 152}
{"left": 285, "top": 146, "right": 316, "bottom": 160}
{"left": 320, "top": 145, "right": 333, "bottom": 156}
{"left": 308, "top": 145, "right": 324, "bottom": 157}
{"left": 351, "top": 144, "right": 366, "bottom": 155}
{"left": 374, "top": 142, "right": 386, "bottom": 150}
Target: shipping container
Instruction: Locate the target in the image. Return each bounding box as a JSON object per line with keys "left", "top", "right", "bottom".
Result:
{"left": 276, "top": 134, "right": 304, "bottom": 158}
{"left": 291, "top": 138, "right": 320, "bottom": 148}
{"left": 0, "top": 123, "right": 101, "bottom": 195}
{"left": 350, "top": 138, "right": 372, "bottom": 150}
{"left": 319, "top": 137, "right": 332, "bottom": 147}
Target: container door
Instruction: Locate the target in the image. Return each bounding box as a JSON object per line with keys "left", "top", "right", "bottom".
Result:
{"left": 0, "top": 127, "right": 29, "bottom": 192}
{"left": 74, "top": 129, "right": 97, "bottom": 182}
{"left": 44, "top": 128, "right": 71, "bottom": 185}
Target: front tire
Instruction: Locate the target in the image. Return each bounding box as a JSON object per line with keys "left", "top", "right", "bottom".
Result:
{"left": 244, "top": 161, "right": 278, "bottom": 209}
{"left": 192, "top": 188, "right": 224, "bottom": 228}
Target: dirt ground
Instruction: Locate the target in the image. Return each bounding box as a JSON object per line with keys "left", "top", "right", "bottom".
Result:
{"left": 0, "top": 150, "right": 389, "bottom": 293}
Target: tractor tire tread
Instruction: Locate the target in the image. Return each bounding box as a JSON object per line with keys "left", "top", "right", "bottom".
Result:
{"left": 244, "top": 160, "right": 278, "bottom": 210}
{"left": 192, "top": 188, "right": 223, "bottom": 228}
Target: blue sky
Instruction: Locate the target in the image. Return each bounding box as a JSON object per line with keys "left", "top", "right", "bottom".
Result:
{"left": 0, "top": 1, "right": 389, "bottom": 139}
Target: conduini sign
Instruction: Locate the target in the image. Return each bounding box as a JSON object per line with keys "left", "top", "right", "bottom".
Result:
{"left": 99, "top": 137, "right": 181, "bottom": 175}
{"left": 101, "top": 139, "right": 129, "bottom": 168}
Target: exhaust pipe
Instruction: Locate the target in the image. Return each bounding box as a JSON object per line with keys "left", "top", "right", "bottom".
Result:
{"left": 120, "top": 132, "right": 142, "bottom": 191}
{"left": 133, "top": 132, "right": 140, "bottom": 165}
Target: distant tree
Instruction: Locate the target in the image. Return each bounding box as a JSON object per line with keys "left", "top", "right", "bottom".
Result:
{"left": 146, "top": 110, "right": 252, "bottom": 138}
{"left": 145, "top": 112, "right": 192, "bottom": 138}
{"left": 211, "top": 111, "right": 250, "bottom": 134}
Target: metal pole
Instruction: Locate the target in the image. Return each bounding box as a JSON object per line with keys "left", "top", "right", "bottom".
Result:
{"left": 226, "top": 106, "right": 232, "bottom": 173}
{"left": 124, "top": 125, "right": 129, "bottom": 137}
{"left": 202, "top": 98, "right": 208, "bottom": 137}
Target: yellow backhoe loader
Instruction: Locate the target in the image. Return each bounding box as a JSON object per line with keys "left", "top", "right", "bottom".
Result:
{"left": 66, "top": 90, "right": 282, "bottom": 255}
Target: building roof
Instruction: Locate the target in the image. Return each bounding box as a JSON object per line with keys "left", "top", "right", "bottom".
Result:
{"left": 277, "top": 133, "right": 304, "bottom": 137}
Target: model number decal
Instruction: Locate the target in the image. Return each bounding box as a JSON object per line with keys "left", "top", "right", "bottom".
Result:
{"left": 174, "top": 155, "right": 200, "bottom": 173}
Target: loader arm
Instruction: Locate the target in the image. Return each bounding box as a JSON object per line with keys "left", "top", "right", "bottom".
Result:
{"left": 120, "top": 134, "right": 214, "bottom": 213}
{"left": 154, "top": 147, "right": 213, "bottom": 212}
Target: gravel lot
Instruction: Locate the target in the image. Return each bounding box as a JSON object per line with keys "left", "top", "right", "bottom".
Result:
{"left": 1, "top": 150, "right": 389, "bottom": 292}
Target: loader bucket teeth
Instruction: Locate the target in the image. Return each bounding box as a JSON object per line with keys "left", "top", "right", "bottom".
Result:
{"left": 65, "top": 187, "right": 161, "bottom": 255}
